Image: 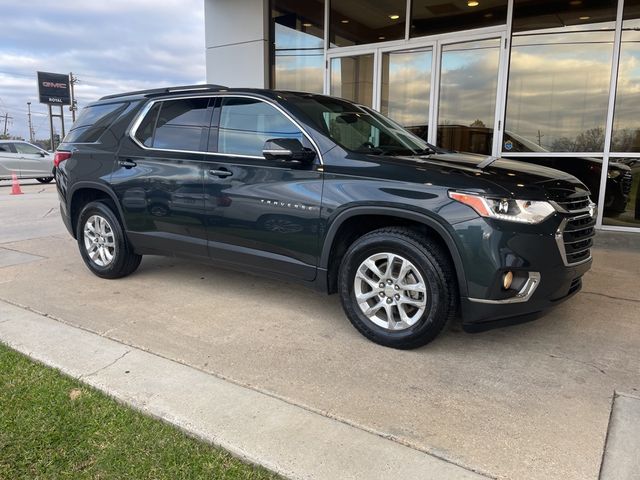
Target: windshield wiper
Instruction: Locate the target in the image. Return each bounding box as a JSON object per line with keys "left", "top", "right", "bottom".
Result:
{"left": 477, "top": 155, "right": 500, "bottom": 169}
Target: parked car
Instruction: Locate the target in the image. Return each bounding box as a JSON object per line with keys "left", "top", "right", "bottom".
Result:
{"left": 500, "top": 131, "right": 632, "bottom": 216}
{"left": 0, "top": 140, "right": 55, "bottom": 183}
{"left": 54, "top": 85, "right": 595, "bottom": 349}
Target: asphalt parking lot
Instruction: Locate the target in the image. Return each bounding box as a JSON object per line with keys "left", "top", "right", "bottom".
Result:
{"left": 1, "top": 181, "right": 639, "bottom": 480}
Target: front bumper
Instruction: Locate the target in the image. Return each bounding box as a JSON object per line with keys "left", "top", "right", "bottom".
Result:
{"left": 459, "top": 258, "right": 591, "bottom": 329}
{"left": 452, "top": 214, "right": 593, "bottom": 329}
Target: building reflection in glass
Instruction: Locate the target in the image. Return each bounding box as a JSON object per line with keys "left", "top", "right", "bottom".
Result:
{"left": 437, "top": 38, "right": 500, "bottom": 155}
{"left": 381, "top": 49, "right": 432, "bottom": 141}
{"left": 330, "top": 54, "right": 374, "bottom": 107}
{"left": 272, "top": 0, "right": 324, "bottom": 93}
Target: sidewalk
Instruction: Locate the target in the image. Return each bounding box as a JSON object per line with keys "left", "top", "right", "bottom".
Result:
{"left": 0, "top": 299, "right": 488, "bottom": 480}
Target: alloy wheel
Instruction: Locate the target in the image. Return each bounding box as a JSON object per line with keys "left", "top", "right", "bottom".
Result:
{"left": 353, "top": 252, "right": 428, "bottom": 331}
{"left": 83, "top": 214, "right": 116, "bottom": 267}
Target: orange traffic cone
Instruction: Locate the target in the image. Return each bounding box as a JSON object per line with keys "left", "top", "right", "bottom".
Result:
{"left": 10, "top": 172, "right": 23, "bottom": 195}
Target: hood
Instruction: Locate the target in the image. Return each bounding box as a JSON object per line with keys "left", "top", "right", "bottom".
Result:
{"left": 374, "top": 152, "right": 590, "bottom": 201}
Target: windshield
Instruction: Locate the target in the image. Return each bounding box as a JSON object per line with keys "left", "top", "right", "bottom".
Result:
{"left": 285, "top": 95, "right": 437, "bottom": 156}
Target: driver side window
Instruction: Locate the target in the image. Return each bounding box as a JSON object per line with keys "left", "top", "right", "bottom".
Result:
{"left": 216, "top": 98, "right": 304, "bottom": 157}
{"left": 14, "top": 143, "right": 42, "bottom": 155}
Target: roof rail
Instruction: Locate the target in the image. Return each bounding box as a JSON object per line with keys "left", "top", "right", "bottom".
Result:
{"left": 99, "top": 84, "right": 228, "bottom": 100}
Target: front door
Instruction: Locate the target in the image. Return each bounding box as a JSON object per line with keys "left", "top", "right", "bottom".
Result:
{"left": 13, "top": 142, "right": 51, "bottom": 178}
{"left": 203, "top": 96, "right": 323, "bottom": 281}
{"left": 111, "top": 97, "right": 213, "bottom": 257}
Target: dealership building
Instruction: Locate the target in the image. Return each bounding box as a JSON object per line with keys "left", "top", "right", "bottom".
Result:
{"left": 204, "top": 0, "right": 640, "bottom": 233}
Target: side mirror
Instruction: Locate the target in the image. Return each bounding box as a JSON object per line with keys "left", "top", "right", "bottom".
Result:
{"left": 40, "top": 151, "right": 46, "bottom": 157}
{"left": 263, "top": 138, "right": 315, "bottom": 163}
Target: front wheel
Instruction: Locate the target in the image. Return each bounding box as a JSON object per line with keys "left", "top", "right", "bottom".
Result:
{"left": 76, "top": 201, "right": 141, "bottom": 279}
{"left": 338, "top": 227, "right": 456, "bottom": 349}
{"left": 36, "top": 177, "right": 54, "bottom": 183}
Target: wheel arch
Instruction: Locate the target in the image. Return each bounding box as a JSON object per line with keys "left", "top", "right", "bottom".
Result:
{"left": 320, "top": 207, "right": 468, "bottom": 297}
{"left": 68, "top": 182, "right": 127, "bottom": 239}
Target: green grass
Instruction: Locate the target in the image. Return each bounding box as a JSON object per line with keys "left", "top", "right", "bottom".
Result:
{"left": 0, "top": 343, "right": 280, "bottom": 480}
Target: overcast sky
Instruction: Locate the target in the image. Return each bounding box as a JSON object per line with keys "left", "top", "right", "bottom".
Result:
{"left": 0, "top": 0, "right": 205, "bottom": 141}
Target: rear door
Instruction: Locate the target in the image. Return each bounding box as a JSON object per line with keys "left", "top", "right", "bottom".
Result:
{"left": 203, "top": 96, "right": 323, "bottom": 281}
{"left": 13, "top": 142, "right": 52, "bottom": 178}
{"left": 0, "top": 143, "right": 21, "bottom": 179}
{"left": 112, "top": 96, "right": 213, "bottom": 258}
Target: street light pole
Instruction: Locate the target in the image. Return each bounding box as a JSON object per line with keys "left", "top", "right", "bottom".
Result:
{"left": 69, "top": 72, "right": 78, "bottom": 122}
{"left": 27, "top": 102, "right": 34, "bottom": 143}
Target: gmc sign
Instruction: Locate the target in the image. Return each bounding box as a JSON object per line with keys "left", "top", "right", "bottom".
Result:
{"left": 37, "top": 71, "right": 71, "bottom": 105}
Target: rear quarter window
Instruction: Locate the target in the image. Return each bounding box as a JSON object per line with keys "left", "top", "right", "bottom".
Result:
{"left": 64, "top": 102, "right": 129, "bottom": 143}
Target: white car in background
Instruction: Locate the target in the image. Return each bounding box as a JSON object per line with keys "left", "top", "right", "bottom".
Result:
{"left": 0, "top": 140, "right": 55, "bottom": 183}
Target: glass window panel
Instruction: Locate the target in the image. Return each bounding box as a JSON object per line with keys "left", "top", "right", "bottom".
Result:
{"left": 605, "top": 1, "right": 640, "bottom": 227}
{"left": 381, "top": 49, "right": 432, "bottom": 141}
{"left": 612, "top": 1, "right": 640, "bottom": 152}
{"left": 135, "top": 103, "right": 161, "bottom": 147}
{"left": 505, "top": 24, "right": 614, "bottom": 153}
{"left": 330, "top": 54, "right": 374, "bottom": 107}
{"left": 330, "top": 0, "right": 406, "bottom": 47}
{"left": 437, "top": 39, "right": 500, "bottom": 155}
{"left": 151, "top": 98, "right": 210, "bottom": 151}
{"left": 602, "top": 159, "right": 640, "bottom": 227}
{"left": 410, "top": 0, "right": 507, "bottom": 39}
{"left": 65, "top": 102, "right": 128, "bottom": 144}
{"left": 271, "top": 0, "right": 324, "bottom": 93}
{"left": 512, "top": 0, "right": 617, "bottom": 33}
{"left": 217, "top": 98, "right": 303, "bottom": 157}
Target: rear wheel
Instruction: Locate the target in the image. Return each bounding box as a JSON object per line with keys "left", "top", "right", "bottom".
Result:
{"left": 36, "top": 177, "right": 54, "bottom": 183}
{"left": 76, "top": 201, "right": 141, "bottom": 279}
{"left": 338, "top": 227, "right": 456, "bottom": 349}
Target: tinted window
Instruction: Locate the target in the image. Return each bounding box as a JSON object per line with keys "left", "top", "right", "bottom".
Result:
{"left": 134, "top": 103, "right": 161, "bottom": 147}
{"left": 64, "top": 102, "right": 128, "bottom": 143}
{"left": 411, "top": 0, "right": 507, "bottom": 39}
{"left": 14, "top": 143, "right": 43, "bottom": 155}
{"left": 152, "top": 98, "right": 210, "bottom": 151}
{"left": 217, "top": 98, "right": 303, "bottom": 157}
{"left": 0, "top": 144, "right": 14, "bottom": 153}
{"left": 330, "top": 0, "right": 406, "bottom": 46}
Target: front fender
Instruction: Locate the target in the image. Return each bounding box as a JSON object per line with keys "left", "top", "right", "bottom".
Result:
{"left": 319, "top": 205, "right": 469, "bottom": 297}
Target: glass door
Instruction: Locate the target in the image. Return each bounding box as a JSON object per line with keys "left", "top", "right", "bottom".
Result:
{"left": 328, "top": 33, "right": 507, "bottom": 155}
{"left": 380, "top": 47, "right": 433, "bottom": 142}
{"left": 435, "top": 38, "right": 502, "bottom": 156}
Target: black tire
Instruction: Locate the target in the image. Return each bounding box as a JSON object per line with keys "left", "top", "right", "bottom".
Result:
{"left": 76, "top": 201, "right": 142, "bottom": 279}
{"left": 36, "top": 177, "right": 54, "bottom": 183}
{"left": 338, "top": 227, "right": 457, "bottom": 349}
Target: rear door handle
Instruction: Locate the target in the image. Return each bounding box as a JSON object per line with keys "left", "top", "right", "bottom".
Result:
{"left": 208, "top": 168, "right": 232, "bottom": 178}
{"left": 119, "top": 159, "right": 137, "bottom": 169}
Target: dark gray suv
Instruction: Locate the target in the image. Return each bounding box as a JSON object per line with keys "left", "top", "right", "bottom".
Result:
{"left": 55, "top": 85, "right": 595, "bottom": 349}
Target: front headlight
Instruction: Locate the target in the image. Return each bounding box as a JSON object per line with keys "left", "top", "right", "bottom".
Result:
{"left": 608, "top": 169, "right": 622, "bottom": 179}
{"left": 448, "top": 191, "right": 556, "bottom": 224}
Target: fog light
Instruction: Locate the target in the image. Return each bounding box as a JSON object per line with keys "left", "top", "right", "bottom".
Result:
{"left": 502, "top": 271, "right": 514, "bottom": 290}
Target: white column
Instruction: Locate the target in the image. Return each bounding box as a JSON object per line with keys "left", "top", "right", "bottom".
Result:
{"left": 204, "top": 0, "right": 269, "bottom": 88}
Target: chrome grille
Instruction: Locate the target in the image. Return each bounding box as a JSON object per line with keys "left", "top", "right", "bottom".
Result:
{"left": 553, "top": 194, "right": 591, "bottom": 213}
{"left": 556, "top": 213, "right": 596, "bottom": 266}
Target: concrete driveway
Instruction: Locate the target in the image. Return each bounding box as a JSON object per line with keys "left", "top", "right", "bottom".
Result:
{"left": 1, "top": 181, "right": 639, "bottom": 480}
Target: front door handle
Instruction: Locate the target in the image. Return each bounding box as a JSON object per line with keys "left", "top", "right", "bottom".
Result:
{"left": 119, "top": 159, "right": 137, "bottom": 169}
{"left": 209, "top": 168, "right": 232, "bottom": 178}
